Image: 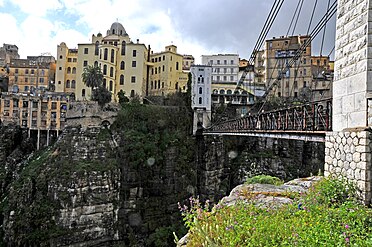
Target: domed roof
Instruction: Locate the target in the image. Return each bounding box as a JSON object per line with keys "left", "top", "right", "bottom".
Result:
{"left": 107, "top": 22, "right": 127, "bottom": 36}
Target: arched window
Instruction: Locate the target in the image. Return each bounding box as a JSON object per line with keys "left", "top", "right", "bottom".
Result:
{"left": 151, "top": 81, "right": 154, "bottom": 89}
{"left": 120, "top": 75, "right": 124, "bottom": 85}
{"left": 104, "top": 48, "right": 108, "bottom": 60}
{"left": 199, "top": 97, "right": 202, "bottom": 104}
{"left": 175, "top": 82, "right": 179, "bottom": 90}
{"left": 103, "top": 65, "right": 107, "bottom": 75}
{"left": 162, "top": 65, "right": 165, "bottom": 72}
{"left": 67, "top": 67, "right": 71, "bottom": 74}
{"left": 120, "top": 61, "right": 125, "bottom": 70}
{"left": 121, "top": 41, "right": 126, "bottom": 55}
{"left": 95, "top": 41, "right": 99, "bottom": 55}
{"left": 111, "top": 49, "right": 115, "bottom": 63}
{"left": 176, "top": 62, "right": 179, "bottom": 70}
{"left": 94, "top": 61, "right": 98, "bottom": 67}
{"left": 158, "top": 67, "right": 161, "bottom": 73}
{"left": 99, "top": 49, "right": 102, "bottom": 59}
{"left": 155, "top": 68, "right": 157, "bottom": 74}
{"left": 66, "top": 80, "right": 70, "bottom": 88}
{"left": 82, "top": 89, "right": 86, "bottom": 97}
{"left": 158, "top": 80, "right": 160, "bottom": 89}
{"left": 130, "top": 90, "right": 135, "bottom": 97}
{"left": 227, "top": 90, "right": 232, "bottom": 95}
{"left": 220, "top": 89, "right": 225, "bottom": 94}
{"left": 109, "top": 80, "right": 113, "bottom": 91}
{"left": 110, "top": 67, "right": 114, "bottom": 77}
{"left": 71, "top": 80, "right": 76, "bottom": 88}
{"left": 213, "top": 89, "right": 218, "bottom": 94}
{"left": 199, "top": 87, "right": 203, "bottom": 94}
{"left": 72, "top": 67, "right": 76, "bottom": 74}
{"left": 103, "top": 78, "right": 107, "bottom": 88}
{"left": 162, "top": 82, "right": 164, "bottom": 88}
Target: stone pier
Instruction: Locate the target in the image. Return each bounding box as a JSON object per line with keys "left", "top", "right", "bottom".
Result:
{"left": 324, "top": 0, "right": 372, "bottom": 204}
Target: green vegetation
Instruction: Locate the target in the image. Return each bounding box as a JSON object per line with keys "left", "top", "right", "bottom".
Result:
{"left": 179, "top": 176, "right": 372, "bottom": 246}
{"left": 82, "top": 65, "right": 111, "bottom": 106}
{"left": 245, "top": 175, "right": 283, "bottom": 186}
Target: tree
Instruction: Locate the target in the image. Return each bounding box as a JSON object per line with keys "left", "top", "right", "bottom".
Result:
{"left": 117, "top": 89, "right": 129, "bottom": 105}
{"left": 82, "top": 65, "right": 103, "bottom": 89}
{"left": 82, "top": 65, "right": 111, "bottom": 106}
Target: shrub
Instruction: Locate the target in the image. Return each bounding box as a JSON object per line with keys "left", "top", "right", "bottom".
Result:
{"left": 245, "top": 175, "right": 283, "bottom": 186}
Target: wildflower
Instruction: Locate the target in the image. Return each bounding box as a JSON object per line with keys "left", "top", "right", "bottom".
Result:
{"left": 345, "top": 224, "right": 349, "bottom": 229}
{"left": 345, "top": 237, "right": 350, "bottom": 243}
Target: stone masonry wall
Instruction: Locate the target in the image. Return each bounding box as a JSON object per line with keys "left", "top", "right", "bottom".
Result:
{"left": 324, "top": 129, "right": 372, "bottom": 204}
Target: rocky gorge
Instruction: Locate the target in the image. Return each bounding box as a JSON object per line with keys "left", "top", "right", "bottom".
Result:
{"left": 0, "top": 103, "right": 325, "bottom": 246}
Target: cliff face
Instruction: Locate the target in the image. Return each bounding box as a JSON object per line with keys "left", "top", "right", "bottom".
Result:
{"left": 1, "top": 104, "right": 197, "bottom": 246}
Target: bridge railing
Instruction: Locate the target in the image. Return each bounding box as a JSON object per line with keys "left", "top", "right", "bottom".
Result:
{"left": 206, "top": 99, "right": 332, "bottom": 133}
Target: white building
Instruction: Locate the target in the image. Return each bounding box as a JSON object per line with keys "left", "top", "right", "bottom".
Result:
{"left": 190, "top": 65, "right": 212, "bottom": 134}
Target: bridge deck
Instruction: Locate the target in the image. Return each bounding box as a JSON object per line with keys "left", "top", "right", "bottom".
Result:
{"left": 203, "top": 130, "right": 327, "bottom": 142}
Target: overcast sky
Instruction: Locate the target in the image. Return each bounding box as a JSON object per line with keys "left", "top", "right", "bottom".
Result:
{"left": 0, "top": 0, "right": 336, "bottom": 63}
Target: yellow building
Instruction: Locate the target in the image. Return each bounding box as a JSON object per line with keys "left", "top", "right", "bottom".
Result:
{"left": 310, "top": 55, "right": 334, "bottom": 100}
{"left": 55, "top": 22, "right": 151, "bottom": 101}
{"left": 0, "top": 92, "right": 68, "bottom": 149}
{"left": 182, "top": 55, "right": 195, "bottom": 71}
{"left": 264, "top": 35, "right": 312, "bottom": 98}
{"left": 7, "top": 57, "right": 56, "bottom": 94}
{"left": 149, "top": 45, "right": 188, "bottom": 96}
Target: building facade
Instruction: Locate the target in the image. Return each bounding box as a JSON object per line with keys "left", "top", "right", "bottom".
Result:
{"left": 7, "top": 57, "right": 56, "bottom": 94}
{"left": 0, "top": 92, "right": 68, "bottom": 149}
{"left": 0, "top": 43, "right": 20, "bottom": 63}
{"left": 182, "top": 55, "right": 195, "bottom": 71}
{"left": 190, "top": 65, "right": 212, "bottom": 134}
{"left": 55, "top": 22, "right": 151, "bottom": 101}
{"left": 149, "top": 45, "right": 188, "bottom": 96}
{"left": 264, "top": 35, "right": 312, "bottom": 98}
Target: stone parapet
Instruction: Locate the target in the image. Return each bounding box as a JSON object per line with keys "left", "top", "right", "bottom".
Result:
{"left": 324, "top": 129, "right": 372, "bottom": 205}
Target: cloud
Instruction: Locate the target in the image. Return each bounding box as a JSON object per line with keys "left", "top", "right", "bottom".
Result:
{"left": 6, "top": 0, "right": 63, "bottom": 17}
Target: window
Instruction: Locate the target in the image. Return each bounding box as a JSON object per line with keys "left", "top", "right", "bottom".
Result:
{"left": 73, "top": 58, "right": 77, "bottom": 62}
{"left": 103, "top": 78, "right": 107, "bottom": 88}
{"left": 154, "top": 80, "right": 157, "bottom": 89}
{"left": 304, "top": 81, "right": 307, "bottom": 87}
{"left": 294, "top": 92, "right": 298, "bottom": 98}
{"left": 217, "top": 60, "right": 220, "bottom": 65}
{"left": 82, "top": 89, "right": 86, "bottom": 97}
{"left": 94, "top": 61, "right": 98, "bottom": 67}
{"left": 163, "top": 55, "right": 165, "bottom": 60}
{"left": 230, "top": 76, "right": 234, "bottom": 81}
{"left": 199, "top": 97, "right": 202, "bottom": 104}
{"left": 224, "top": 68, "right": 227, "bottom": 73}
{"left": 25, "top": 78, "right": 28, "bottom": 82}
{"left": 217, "top": 76, "right": 220, "bottom": 81}
{"left": 162, "top": 82, "right": 165, "bottom": 88}
{"left": 41, "top": 69, "right": 45, "bottom": 76}
{"left": 110, "top": 67, "right": 114, "bottom": 77}
{"left": 109, "top": 80, "right": 113, "bottom": 91}
{"left": 303, "top": 58, "right": 306, "bottom": 64}
{"left": 71, "top": 80, "right": 76, "bottom": 88}
{"left": 131, "top": 76, "right": 136, "bottom": 83}
{"left": 224, "top": 60, "right": 227, "bottom": 65}
{"left": 72, "top": 67, "right": 76, "bottom": 74}
{"left": 159, "top": 57, "right": 161, "bottom": 62}
{"left": 103, "top": 65, "right": 107, "bottom": 75}
{"left": 111, "top": 49, "right": 115, "bottom": 63}
{"left": 84, "top": 48, "right": 88, "bottom": 54}
{"left": 176, "top": 62, "right": 179, "bottom": 70}
{"left": 151, "top": 81, "right": 154, "bottom": 89}
{"left": 230, "top": 60, "right": 234, "bottom": 65}
{"left": 39, "top": 78, "right": 44, "bottom": 83}
{"left": 132, "top": 61, "right": 136, "bottom": 67}
{"left": 199, "top": 87, "right": 202, "bottom": 94}
{"left": 25, "top": 69, "right": 29, "bottom": 74}
{"left": 120, "top": 75, "right": 124, "bottom": 85}
{"left": 155, "top": 68, "right": 157, "bottom": 74}
{"left": 230, "top": 68, "right": 234, "bottom": 73}
{"left": 66, "top": 80, "right": 70, "bottom": 88}
{"left": 303, "top": 69, "right": 307, "bottom": 75}
{"left": 59, "top": 67, "right": 62, "bottom": 70}
{"left": 95, "top": 41, "right": 99, "bottom": 55}
{"left": 15, "top": 69, "right": 18, "bottom": 74}
{"left": 83, "top": 60, "right": 88, "bottom": 67}
{"left": 162, "top": 65, "right": 165, "bottom": 72}
{"left": 104, "top": 48, "right": 108, "bottom": 60}
{"left": 223, "top": 76, "right": 227, "bottom": 81}
{"left": 25, "top": 86, "right": 29, "bottom": 91}
{"left": 68, "top": 58, "right": 72, "bottom": 62}
{"left": 158, "top": 80, "right": 160, "bottom": 88}
{"left": 59, "top": 55, "right": 63, "bottom": 59}
{"left": 130, "top": 90, "right": 135, "bottom": 97}
{"left": 31, "top": 69, "right": 34, "bottom": 74}
{"left": 120, "top": 61, "right": 125, "bottom": 70}
{"left": 67, "top": 67, "right": 71, "bottom": 74}
{"left": 133, "top": 50, "right": 137, "bottom": 57}
{"left": 175, "top": 82, "right": 179, "bottom": 90}
{"left": 209, "top": 60, "right": 213, "bottom": 65}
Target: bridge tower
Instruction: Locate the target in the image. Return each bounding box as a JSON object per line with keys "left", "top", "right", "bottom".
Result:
{"left": 325, "top": 0, "right": 372, "bottom": 204}
{"left": 190, "top": 65, "right": 212, "bottom": 135}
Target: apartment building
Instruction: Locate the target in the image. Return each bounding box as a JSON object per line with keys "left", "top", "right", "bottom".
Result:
{"left": 0, "top": 92, "right": 68, "bottom": 149}
{"left": 149, "top": 45, "right": 188, "bottom": 96}
{"left": 55, "top": 22, "right": 150, "bottom": 101}
{"left": 264, "top": 35, "right": 312, "bottom": 98}
{"left": 310, "top": 55, "right": 334, "bottom": 100}
{"left": 182, "top": 55, "right": 195, "bottom": 71}
{"left": 7, "top": 57, "right": 56, "bottom": 94}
